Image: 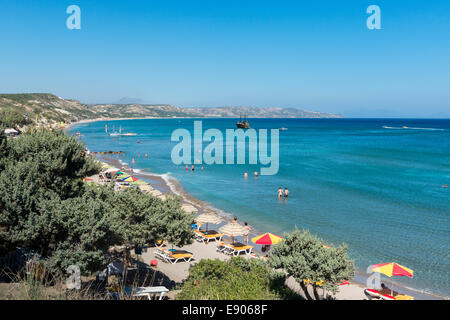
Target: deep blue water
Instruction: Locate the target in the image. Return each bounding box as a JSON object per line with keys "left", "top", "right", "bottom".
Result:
{"left": 70, "top": 118, "right": 450, "bottom": 297}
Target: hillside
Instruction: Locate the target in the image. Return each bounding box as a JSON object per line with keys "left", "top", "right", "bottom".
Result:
{"left": 0, "top": 93, "right": 342, "bottom": 126}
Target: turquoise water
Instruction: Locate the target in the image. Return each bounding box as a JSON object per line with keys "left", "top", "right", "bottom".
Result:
{"left": 70, "top": 118, "right": 450, "bottom": 297}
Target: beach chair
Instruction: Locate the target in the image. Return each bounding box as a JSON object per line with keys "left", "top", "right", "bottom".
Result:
{"left": 364, "top": 288, "right": 382, "bottom": 300}
{"left": 217, "top": 242, "right": 253, "bottom": 256}
{"left": 121, "top": 286, "right": 169, "bottom": 300}
{"left": 129, "top": 286, "right": 169, "bottom": 300}
{"left": 155, "top": 248, "right": 193, "bottom": 264}
{"left": 194, "top": 229, "right": 224, "bottom": 244}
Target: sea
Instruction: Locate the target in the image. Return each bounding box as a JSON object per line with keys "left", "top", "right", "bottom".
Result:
{"left": 69, "top": 118, "right": 450, "bottom": 298}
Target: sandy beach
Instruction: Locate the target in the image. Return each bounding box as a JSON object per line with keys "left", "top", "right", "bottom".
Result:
{"left": 72, "top": 118, "right": 446, "bottom": 301}
{"left": 87, "top": 155, "right": 369, "bottom": 300}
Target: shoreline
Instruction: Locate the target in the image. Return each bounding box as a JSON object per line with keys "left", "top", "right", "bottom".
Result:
{"left": 96, "top": 155, "right": 445, "bottom": 300}
{"left": 69, "top": 120, "right": 446, "bottom": 300}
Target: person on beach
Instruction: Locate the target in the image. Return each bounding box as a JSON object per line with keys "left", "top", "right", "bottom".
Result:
{"left": 231, "top": 217, "right": 238, "bottom": 223}
{"left": 380, "top": 283, "right": 398, "bottom": 296}
{"left": 243, "top": 222, "right": 251, "bottom": 245}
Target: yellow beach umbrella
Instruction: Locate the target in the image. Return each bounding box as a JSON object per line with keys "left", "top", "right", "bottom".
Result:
{"left": 251, "top": 233, "right": 283, "bottom": 245}
{"left": 371, "top": 262, "right": 414, "bottom": 296}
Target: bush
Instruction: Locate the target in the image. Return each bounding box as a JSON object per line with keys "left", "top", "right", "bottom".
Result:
{"left": 0, "top": 128, "right": 194, "bottom": 276}
{"left": 269, "top": 229, "right": 354, "bottom": 297}
{"left": 176, "top": 257, "right": 301, "bottom": 300}
{"left": 0, "top": 109, "right": 30, "bottom": 128}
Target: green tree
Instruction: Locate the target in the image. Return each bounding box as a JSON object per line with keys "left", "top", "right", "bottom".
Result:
{"left": 269, "top": 229, "right": 354, "bottom": 299}
{"left": 0, "top": 128, "right": 195, "bottom": 275}
{"left": 176, "top": 257, "right": 301, "bottom": 300}
{"left": 0, "top": 127, "right": 8, "bottom": 170}
{"left": 0, "top": 109, "right": 29, "bottom": 128}
{"left": 110, "top": 188, "right": 194, "bottom": 250}
{"left": 5, "top": 129, "right": 99, "bottom": 199}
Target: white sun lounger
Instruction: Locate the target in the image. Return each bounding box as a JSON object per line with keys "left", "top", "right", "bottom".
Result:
{"left": 132, "top": 286, "right": 169, "bottom": 300}
{"left": 155, "top": 248, "right": 193, "bottom": 264}
{"left": 194, "top": 230, "right": 224, "bottom": 244}
{"left": 217, "top": 242, "right": 253, "bottom": 256}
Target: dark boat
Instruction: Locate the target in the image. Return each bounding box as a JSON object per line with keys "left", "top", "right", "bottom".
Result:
{"left": 236, "top": 113, "right": 250, "bottom": 129}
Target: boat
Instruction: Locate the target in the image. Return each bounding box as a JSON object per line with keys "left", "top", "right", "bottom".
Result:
{"left": 109, "top": 125, "right": 136, "bottom": 136}
{"left": 236, "top": 113, "right": 250, "bottom": 129}
{"left": 109, "top": 132, "right": 137, "bottom": 137}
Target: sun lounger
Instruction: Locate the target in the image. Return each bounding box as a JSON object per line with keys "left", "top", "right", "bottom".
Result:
{"left": 155, "top": 248, "right": 193, "bottom": 264}
{"left": 131, "top": 286, "right": 169, "bottom": 300}
{"left": 122, "top": 286, "right": 169, "bottom": 300}
{"left": 217, "top": 242, "right": 253, "bottom": 256}
{"left": 194, "top": 229, "right": 224, "bottom": 244}
{"left": 364, "top": 288, "right": 412, "bottom": 300}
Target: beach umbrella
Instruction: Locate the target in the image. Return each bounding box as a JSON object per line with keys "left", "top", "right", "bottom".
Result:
{"left": 121, "top": 176, "right": 139, "bottom": 182}
{"left": 219, "top": 222, "right": 246, "bottom": 241}
{"left": 130, "top": 180, "right": 147, "bottom": 186}
{"left": 371, "top": 262, "right": 414, "bottom": 296}
{"left": 195, "top": 213, "right": 222, "bottom": 231}
{"left": 251, "top": 233, "right": 283, "bottom": 245}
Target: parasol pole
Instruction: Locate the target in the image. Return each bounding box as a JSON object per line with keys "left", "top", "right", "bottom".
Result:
{"left": 391, "top": 277, "right": 394, "bottom": 296}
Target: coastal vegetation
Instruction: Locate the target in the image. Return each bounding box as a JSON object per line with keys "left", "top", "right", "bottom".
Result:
{"left": 269, "top": 229, "right": 355, "bottom": 298}
{"left": 0, "top": 128, "right": 193, "bottom": 276}
{"left": 0, "top": 109, "right": 30, "bottom": 128}
{"left": 176, "top": 257, "right": 301, "bottom": 300}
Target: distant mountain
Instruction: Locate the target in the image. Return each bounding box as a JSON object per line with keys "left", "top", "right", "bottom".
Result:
{"left": 113, "top": 97, "right": 145, "bottom": 104}
{"left": 0, "top": 93, "right": 342, "bottom": 126}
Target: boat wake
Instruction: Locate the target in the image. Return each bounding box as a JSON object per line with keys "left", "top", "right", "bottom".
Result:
{"left": 382, "top": 125, "right": 445, "bottom": 131}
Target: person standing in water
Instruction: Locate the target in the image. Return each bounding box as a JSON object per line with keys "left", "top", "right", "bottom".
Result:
{"left": 191, "top": 164, "right": 195, "bottom": 171}
{"left": 277, "top": 187, "right": 283, "bottom": 198}
{"left": 244, "top": 171, "right": 248, "bottom": 179}
{"left": 284, "top": 187, "right": 289, "bottom": 198}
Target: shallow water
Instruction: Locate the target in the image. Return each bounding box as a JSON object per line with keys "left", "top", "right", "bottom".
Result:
{"left": 70, "top": 118, "right": 450, "bottom": 298}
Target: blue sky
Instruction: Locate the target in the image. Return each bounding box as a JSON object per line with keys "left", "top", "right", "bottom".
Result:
{"left": 0, "top": 0, "right": 449, "bottom": 117}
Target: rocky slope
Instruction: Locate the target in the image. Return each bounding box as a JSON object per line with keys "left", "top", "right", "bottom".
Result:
{"left": 0, "top": 93, "right": 342, "bottom": 126}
